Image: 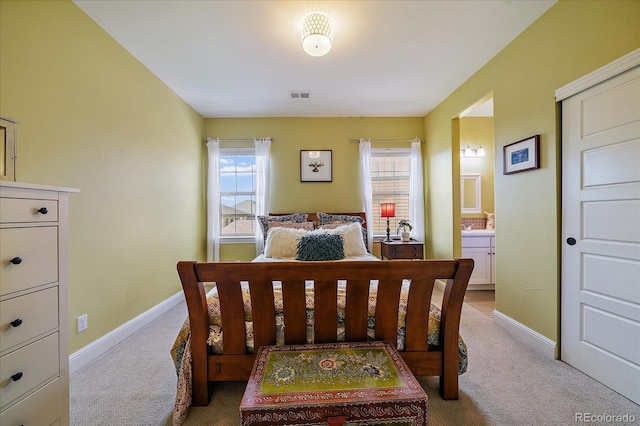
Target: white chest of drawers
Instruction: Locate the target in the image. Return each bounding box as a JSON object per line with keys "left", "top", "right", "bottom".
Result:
{"left": 0, "top": 181, "right": 78, "bottom": 426}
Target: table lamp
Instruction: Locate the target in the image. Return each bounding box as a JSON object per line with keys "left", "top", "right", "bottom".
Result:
{"left": 380, "top": 203, "right": 396, "bottom": 242}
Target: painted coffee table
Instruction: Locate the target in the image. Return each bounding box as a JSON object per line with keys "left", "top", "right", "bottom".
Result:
{"left": 240, "top": 341, "right": 428, "bottom": 425}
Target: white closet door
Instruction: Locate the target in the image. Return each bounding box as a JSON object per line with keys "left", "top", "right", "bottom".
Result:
{"left": 561, "top": 64, "right": 640, "bottom": 404}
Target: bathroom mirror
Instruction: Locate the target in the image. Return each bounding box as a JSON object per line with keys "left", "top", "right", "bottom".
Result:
{"left": 461, "top": 173, "right": 481, "bottom": 213}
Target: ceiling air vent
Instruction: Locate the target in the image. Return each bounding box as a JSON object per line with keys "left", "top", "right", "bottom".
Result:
{"left": 289, "top": 91, "right": 310, "bottom": 99}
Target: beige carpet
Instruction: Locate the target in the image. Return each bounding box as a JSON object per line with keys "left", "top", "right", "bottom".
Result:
{"left": 70, "top": 296, "right": 639, "bottom": 425}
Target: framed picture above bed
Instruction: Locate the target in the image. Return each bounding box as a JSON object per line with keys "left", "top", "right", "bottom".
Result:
{"left": 300, "top": 150, "right": 332, "bottom": 182}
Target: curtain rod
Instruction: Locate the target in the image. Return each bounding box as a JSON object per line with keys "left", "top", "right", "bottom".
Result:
{"left": 349, "top": 138, "right": 422, "bottom": 143}
{"left": 204, "top": 137, "right": 271, "bottom": 143}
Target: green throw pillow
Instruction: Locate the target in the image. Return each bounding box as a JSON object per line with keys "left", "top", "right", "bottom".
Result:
{"left": 296, "top": 233, "right": 345, "bottom": 261}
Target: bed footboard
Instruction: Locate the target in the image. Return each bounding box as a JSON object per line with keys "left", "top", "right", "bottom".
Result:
{"left": 177, "top": 258, "right": 473, "bottom": 405}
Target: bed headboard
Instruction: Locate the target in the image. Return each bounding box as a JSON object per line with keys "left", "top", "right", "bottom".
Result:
{"left": 269, "top": 212, "right": 367, "bottom": 230}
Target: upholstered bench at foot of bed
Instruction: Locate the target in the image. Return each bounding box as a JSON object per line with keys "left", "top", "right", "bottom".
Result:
{"left": 240, "top": 341, "right": 428, "bottom": 426}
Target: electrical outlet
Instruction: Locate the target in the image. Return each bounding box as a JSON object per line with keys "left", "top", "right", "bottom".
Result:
{"left": 77, "top": 314, "right": 88, "bottom": 333}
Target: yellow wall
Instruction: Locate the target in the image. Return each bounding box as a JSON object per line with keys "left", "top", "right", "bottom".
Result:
{"left": 205, "top": 117, "right": 424, "bottom": 261}
{"left": 3, "top": 0, "right": 638, "bottom": 355}
{"left": 425, "top": 0, "right": 639, "bottom": 341}
{"left": 0, "top": 1, "right": 206, "bottom": 352}
{"left": 460, "top": 117, "right": 495, "bottom": 217}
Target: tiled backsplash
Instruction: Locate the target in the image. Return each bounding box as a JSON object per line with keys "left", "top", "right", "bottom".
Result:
{"left": 461, "top": 217, "right": 486, "bottom": 230}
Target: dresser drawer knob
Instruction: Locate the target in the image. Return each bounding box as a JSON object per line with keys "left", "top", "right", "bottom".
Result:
{"left": 10, "top": 256, "right": 23, "bottom": 265}
{"left": 11, "top": 371, "right": 23, "bottom": 382}
{"left": 37, "top": 207, "right": 49, "bottom": 214}
{"left": 10, "top": 318, "right": 23, "bottom": 327}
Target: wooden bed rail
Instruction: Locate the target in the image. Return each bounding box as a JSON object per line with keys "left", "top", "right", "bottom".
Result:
{"left": 177, "top": 258, "right": 474, "bottom": 405}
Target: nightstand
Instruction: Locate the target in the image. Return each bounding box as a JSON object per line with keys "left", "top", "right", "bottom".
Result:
{"left": 380, "top": 239, "right": 424, "bottom": 260}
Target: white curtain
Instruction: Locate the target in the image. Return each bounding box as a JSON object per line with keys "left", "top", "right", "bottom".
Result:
{"left": 359, "top": 139, "right": 374, "bottom": 252}
{"left": 409, "top": 138, "right": 425, "bottom": 242}
{"left": 254, "top": 138, "right": 271, "bottom": 255}
{"left": 206, "top": 138, "right": 221, "bottom": 262}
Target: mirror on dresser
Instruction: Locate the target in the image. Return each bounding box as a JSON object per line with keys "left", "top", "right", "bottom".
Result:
{"left": 0, "top": 117, "right": 18, "bottom": 181}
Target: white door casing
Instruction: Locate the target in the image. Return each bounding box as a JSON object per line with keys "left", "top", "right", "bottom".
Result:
{"left": 560, "top": 58, "right": 640, "bottom": 405}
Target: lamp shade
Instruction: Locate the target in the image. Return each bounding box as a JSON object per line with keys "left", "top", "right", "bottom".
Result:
{"left": 302, "top": 13, "right": 332, "bottom": 57}
{"left": 380, "top": 203, "right": 396, "bottom": 218}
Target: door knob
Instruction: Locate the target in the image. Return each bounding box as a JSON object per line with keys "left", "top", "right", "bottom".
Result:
{"left": 567, "top": 237, "right": 576, "bottom": 246}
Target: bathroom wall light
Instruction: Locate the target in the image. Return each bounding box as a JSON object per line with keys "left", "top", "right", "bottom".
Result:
{"left": 302, "top": 13, "right": 333, "bottom": 57}
{"left": 461, "top": 145, "right": 486, "bottom": 158}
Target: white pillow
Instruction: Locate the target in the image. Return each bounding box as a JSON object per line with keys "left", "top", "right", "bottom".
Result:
{"left": 315, "top": 222, "right": 368, "bottom": 257}
{"left": 485, "top": 211, "right": 496, "bottom": 230}
{"left": 264, "top": 227, "right": 308, "bottom": 258}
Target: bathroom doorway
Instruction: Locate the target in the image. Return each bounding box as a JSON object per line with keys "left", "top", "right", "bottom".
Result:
{"left": 458, "top": 96, "right": 496, "bottom": 304}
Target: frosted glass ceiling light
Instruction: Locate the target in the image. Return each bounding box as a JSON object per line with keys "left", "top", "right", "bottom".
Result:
{"left": 302, "top": 13, "right": 332, "bottom": 57}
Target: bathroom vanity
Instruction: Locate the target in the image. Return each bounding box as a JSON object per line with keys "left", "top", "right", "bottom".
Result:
{"left": 461, "top": 230, "right": 495, "bottom": 290}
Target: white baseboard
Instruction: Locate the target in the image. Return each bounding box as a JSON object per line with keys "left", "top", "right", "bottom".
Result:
{"left": 493, "top": 309, "right": 558, "bottom": 359}
{"left": 69, "top": 291, "right": 184, "bottom": 374}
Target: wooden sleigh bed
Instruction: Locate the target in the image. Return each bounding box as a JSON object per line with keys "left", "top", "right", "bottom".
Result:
{"left": 171, "top": 213, "right": 473, "bottom": 424}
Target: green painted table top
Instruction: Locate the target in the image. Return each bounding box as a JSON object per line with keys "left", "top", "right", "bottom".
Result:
{"left": 262, "top": 344, "right": 403, "bottom": 394}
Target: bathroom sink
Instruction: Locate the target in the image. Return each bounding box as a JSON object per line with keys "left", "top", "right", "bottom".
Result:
{"left": 461, "top": 229, "right": 495, "bottom": 236}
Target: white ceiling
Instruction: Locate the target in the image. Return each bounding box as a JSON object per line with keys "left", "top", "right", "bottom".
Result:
{"left": 73, "top": 0, "right": 555, "bottom": 118}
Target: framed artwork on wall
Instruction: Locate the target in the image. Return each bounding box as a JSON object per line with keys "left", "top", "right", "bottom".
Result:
{"left": 503, "top": 135, "right": 540, "bottom": 175}
{"left": 300, "top": 150, "right": 332, "bottom": 182}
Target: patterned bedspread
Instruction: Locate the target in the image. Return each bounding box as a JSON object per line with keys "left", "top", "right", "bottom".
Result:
{"left": 170, "top": 281, "right": 468, "bottom": 425}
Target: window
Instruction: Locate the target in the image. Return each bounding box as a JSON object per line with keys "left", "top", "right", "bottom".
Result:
{"left": 370, "top": 149, "right": 411, "bottom": 236}
{"left": 219, "top": 148, "right": 256, "bottom": 237}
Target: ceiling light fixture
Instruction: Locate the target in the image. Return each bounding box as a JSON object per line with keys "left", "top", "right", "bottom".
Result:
{"left": 302, "top": 13, "right": 333, "bottom": 57}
